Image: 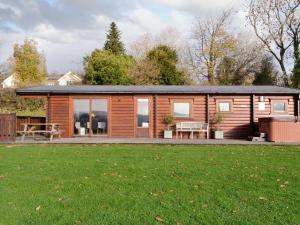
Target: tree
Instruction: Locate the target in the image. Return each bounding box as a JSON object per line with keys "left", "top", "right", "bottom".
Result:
{"left": 215, "top": 35, "right": 264, "bottom": 85}
{"left": 13, "top": 39, "right": 46, "bottom": 86}
{"left": 83, "top": 49, "right": 133, "bottom": 85}
{"left": 248, "top": 0, "right": 300, "bottom": 86}
{"left": 191, "top": 9, "right": 236, "bottom": 84}
{"left": 216, "top": 56, "right": 236, "bottom": 85}
{"left": 147, "top": 45, "right": 190, "bottom": 85}
{"left": 292, "top": 58, "right": 300, "bottom": 88}
{"left": 103, "top": 22, "right": 125, "bottom": 55}
{"left": 253, "top": 56, "right": 276, "bottom": 85}
{"left": 128, "top": 59, "right": 160, "bottom": 85}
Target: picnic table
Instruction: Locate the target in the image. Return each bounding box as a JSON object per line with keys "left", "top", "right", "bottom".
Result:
{"left": 18, "top": 123, "right": 62, "bottom": 142}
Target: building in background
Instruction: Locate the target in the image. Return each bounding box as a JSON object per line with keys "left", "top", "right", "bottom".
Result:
{"left": 46, "top": 71, "right": 82, "bottom": 86}
{"left": 1, "top": 73, "right": 16, "bottom": 88}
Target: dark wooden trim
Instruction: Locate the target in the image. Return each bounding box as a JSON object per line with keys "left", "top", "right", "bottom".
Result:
{"left": 206, "top": 94, "right": 209, "bottom": 123}
{"left": 294, "top": 95, "right": 299, "bottom": 117}
{"left": 154, "top": 94, "right": 158, "bottom": 138}
{"left": 250, "top": 94, "right": 255, "bottom": 134}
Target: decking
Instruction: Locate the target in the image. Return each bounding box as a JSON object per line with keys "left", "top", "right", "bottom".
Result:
{"left": 10, "top": 136, "right": 279, "bottom": 145}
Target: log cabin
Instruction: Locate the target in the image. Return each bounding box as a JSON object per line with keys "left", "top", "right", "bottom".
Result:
{"left": 16, "top": 85, "right": 300, "bottom": 140}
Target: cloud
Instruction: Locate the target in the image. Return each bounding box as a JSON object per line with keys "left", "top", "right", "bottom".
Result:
{"left": 0, "top": 0, "right": 246, "bottom": 73}
{"left": 32, "top": 24, "right": 79, "bottom": 43}
{"left": 153, "top": 0, "right": 242, "bottom": 14}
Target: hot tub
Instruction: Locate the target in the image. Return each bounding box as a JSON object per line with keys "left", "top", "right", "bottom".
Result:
{"left": 259, "top": 116, "right": 300, "bottom": 142}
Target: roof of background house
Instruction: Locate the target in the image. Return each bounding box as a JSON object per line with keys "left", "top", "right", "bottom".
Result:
{"left": 16, "top": 85, "right": 300, "bottom": 95}
{"left": 47, "top": 71, "right": 82, "bottom": 81}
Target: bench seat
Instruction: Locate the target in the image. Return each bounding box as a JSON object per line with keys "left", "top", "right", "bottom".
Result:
{"left": 176, "top": 122, "right": 209, "bottom": 139}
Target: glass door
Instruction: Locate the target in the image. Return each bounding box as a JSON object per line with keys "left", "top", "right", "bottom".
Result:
{"left": 137, "top": 98, "right": 150, "bottom": 137}
{"left": 91, "top": 99, "right": 108, "bottom": 136}
{"left": 73, "top": 99, "right": 90, "bottom": 136}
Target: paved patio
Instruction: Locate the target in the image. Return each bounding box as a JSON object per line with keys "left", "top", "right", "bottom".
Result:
{"left": 11, "top": 136, "right": 280, "bottom": 145}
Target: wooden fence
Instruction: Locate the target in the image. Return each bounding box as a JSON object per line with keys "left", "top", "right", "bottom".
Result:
{"left": 0, "top": 113, "right": 16, "bottom": 142}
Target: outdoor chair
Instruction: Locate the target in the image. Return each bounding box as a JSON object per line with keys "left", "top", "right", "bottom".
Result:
{"left": 97, "top": 122, "right": 107, "bottom": 134}
{"left": 75, "top": 122, "right": 81, "bottom": 134}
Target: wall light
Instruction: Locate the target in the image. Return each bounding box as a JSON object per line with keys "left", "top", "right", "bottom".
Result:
{"left": 259, "top": 96, "right": 264, "bottom": 102}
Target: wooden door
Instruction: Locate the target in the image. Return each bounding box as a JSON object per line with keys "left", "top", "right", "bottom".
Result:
{"left": 136, "top": 98, "right": 150, "bottom": 137}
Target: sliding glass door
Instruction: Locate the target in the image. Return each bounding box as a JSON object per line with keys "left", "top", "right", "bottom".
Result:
{"left": 91, "top": 99, "right": 108, "bottom": 135}
{"left": 73, "top": 99, "right": 90, "bottom": 136}
{"left": 73, "top": 98, "right": 108, "bottom": 136}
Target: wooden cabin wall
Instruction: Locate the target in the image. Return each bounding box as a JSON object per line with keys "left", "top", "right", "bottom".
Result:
{"left": 254, "top": 95, "right": 295, "bottom": 122}
{"left": 209, "top": 95, "right": 251, "bottom": 139}
{"left": 110, "top": 95, "right": 135, "bottom": 137}
{"left": 48, "top": 95, "right": 71, "bottom": 138}
{"left": 155, "top": 95, "right": 206, "bottom": 138}
{"left": 46, "top": 94, "right": 297, "bottom": 139}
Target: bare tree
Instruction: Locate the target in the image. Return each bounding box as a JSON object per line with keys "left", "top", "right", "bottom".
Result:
{"left": 128, "top": 59, "right": 160, "bottom": 85}
{"left": 192, "top": 9, "right": 236, "bottom": 84}
{"left": 248, "top": 0, "right": 300, "bottom": 86}
{"left": 286, "top": 0, "right": 300, "bottom": 61}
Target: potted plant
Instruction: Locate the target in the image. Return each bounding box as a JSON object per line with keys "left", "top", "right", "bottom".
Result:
{"left": 213, "top": 112, "right": 224, "bottom": 139}
{"left": 164, "top": 114, "right": 174, "bottom": 139}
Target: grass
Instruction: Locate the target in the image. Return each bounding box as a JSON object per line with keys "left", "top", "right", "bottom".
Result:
{"left": 0, "top": 144, "right": 299, "bottom": 225}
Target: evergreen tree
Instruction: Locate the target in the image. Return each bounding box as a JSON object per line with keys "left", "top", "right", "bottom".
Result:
{"left": 103, "top": 22, "right": 125, "bottom": 55}
{"left": 292, "top": 58, "right": 300, "bottom": 88}
{"left": 253, "top": 56, "right": 276, "bottom": 85}
{"left": 147, "top": 45, "right": 189, "bottom": 85}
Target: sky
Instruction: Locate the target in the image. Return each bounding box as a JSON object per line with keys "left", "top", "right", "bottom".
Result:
{"left": 0, "top": 0, "right": 244, "bottom": 74}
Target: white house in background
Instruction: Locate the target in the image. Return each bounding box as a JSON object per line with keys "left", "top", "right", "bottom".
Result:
{"left": 46, "top": 71, "right": 82, "bottom": 86}
{"left": 1, "top": 73, "right": 16, "bottom": 88}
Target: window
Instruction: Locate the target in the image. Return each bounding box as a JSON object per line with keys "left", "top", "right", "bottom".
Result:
{"left": 217, "top": 100, "right": 232, "bottom": 113}
{"left": 137, "top": 99, "right": 149, "bottom": 128}
{"left": 272, "top": 100, "right": 288, "bottom": 114}
{"left": 173, "top": 102, "right": 191, "bottom": 118}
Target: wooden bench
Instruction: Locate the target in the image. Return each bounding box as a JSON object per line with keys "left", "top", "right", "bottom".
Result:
{"left": 17, "top": 123, "right": 63, "bottom": 142}
{"left": 176, "top": 122, "right": 209, "bottom": 139}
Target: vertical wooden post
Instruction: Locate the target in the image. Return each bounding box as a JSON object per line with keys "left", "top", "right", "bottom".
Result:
{"left": 294, "top": 94, "right": 299, "bottom": 118}
{"left": 250, "top": 94, "right": 255, "bottom": 135}
{"left": 153, "top": 94, "right": 158, "bottom": 138}
{"left": 206, "top": 94, "right": 210, "bottom": 139}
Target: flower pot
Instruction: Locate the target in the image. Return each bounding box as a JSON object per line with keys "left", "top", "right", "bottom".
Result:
{"left": 214, "top": 130, "right": 224, "bottom": 139}
{"left": 164, "top": 130, "right": 173, "bottom": 139}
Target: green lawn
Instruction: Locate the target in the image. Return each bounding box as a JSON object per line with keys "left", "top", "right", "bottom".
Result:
{"left": 0, "top": 144, "right": 299, "bottom": 225}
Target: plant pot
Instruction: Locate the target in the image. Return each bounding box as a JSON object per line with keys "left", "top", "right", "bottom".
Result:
{"left": 164, "top": 130, "right": 173, "bottom": 139}
{"left": 214, "top": 130, "right": 224, "bottom": 139}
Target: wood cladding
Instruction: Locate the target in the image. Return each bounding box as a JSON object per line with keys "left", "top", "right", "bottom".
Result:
{"left": 48, "top": 95, "right": 70, "bottom": 138}
{"left": 45, "top": 93, "right": 298, "bottom": 140}
{"left": 110, "top": 95, "right": 135, "bottom": 137}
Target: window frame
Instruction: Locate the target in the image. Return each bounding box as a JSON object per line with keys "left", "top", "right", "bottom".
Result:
{"left": 216, "top": 100, "right": 233, "bottom": 113}
{"left": 171, "top": 100, "right": 193, "bottom": 118}
{"left": 271, "top": 100, "right": 288, "bottom": 114}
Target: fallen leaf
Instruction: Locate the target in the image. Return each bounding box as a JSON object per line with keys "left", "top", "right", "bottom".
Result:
{"left": 36, "top": 205, "right": 41, "bottom": 211}
{"left": 155, "top": 216, "right": 164, "bottom": 222}
{"left": 259, "top": 196, "right": 267, "bottom": 200}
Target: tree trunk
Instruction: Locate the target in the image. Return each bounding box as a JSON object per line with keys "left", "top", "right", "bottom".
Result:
{"left": 279, "top": 61, "right": 289, "bottom": 86}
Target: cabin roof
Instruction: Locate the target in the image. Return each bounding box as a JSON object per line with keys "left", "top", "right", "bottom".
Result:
{"left": 16, "top": 85, "right": 300, "bottom": 95}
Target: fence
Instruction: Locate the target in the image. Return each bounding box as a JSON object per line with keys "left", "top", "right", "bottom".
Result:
{"left": 0, "top": 113, "right": 16, "bottom": 142}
